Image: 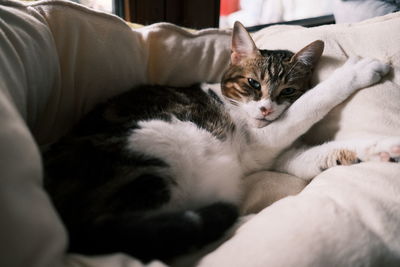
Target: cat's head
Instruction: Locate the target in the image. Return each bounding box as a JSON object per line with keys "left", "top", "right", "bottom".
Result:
{"left": 221, "top": 21, "right": 324, "bottom": 128}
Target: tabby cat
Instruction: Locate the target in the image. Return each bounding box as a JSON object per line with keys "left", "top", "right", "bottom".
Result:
{"left": 43, "top": 22, "right": 394, "bottom": 262}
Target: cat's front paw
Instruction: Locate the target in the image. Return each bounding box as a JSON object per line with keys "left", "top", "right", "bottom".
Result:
{"left": 320, "top": 149, "right": 361, "bottom": 171}
{"left": 358, "top": 138, "right": 400, "bottom": 163}
{"left": 340, "top": 57, "right": 391, "bottom": 89}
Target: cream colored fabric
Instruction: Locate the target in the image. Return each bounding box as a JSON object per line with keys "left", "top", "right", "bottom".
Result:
{"left": 28, "top": 1, "right": 231, "bottom": 145}
{"left": 1, "top": 0, "right": 400, "bottom": 266}
{"left": 198, "top": 13, "right": 400, "bottom": 267}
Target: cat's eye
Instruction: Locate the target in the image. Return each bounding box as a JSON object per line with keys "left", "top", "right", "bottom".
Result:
{"left": 248, "top": 78, "right": 261, "bottom": 90}
{"left": 280, "top": 87, "right": 296, "bottom": 96}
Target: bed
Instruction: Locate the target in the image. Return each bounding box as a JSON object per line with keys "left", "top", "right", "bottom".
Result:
{"left": 1, "top": 0, "right": 400, "bottom": 266}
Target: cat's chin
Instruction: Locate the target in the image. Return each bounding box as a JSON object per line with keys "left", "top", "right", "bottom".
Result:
{"left": 251, "top": 118, "right": 271, "bottom": 128}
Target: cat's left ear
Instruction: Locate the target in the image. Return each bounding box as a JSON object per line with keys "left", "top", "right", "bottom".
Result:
{"left": 231, "top": 21, "right": 260, "bottom": 65}
{"left": 292, "top": 40, "right": 324, "bottom": 68}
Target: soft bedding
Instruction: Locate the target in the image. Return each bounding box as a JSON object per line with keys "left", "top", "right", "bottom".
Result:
{"left": 0, "top": 0, "right": 400, "bottom": 267}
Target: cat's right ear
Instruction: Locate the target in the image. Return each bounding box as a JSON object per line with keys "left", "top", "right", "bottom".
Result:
{"left": 292, "top": 40, "right": 325, "bottom": 68}
{"left": 231, "top": 21, "right": 260, "bottom": 65}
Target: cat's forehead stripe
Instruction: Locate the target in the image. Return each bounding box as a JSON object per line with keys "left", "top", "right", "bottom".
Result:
{"left": 226, "top": 81, "right": 246, "bottom": 94}
{"left": 257, "top": 51, "right": 293, "bottom": 87}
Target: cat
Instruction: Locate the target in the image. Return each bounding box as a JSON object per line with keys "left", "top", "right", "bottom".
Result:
{"left": 43, "top": 21, "right": 394, "bottom": 262}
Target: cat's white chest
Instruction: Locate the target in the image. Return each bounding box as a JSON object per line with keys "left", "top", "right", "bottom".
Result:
{"left": 126, "top": 118, "right": 244, "bottom": 210}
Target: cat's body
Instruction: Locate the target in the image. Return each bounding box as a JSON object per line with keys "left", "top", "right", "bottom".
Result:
{"left": 43, "top": 22, "right": 395, "bottom": 262}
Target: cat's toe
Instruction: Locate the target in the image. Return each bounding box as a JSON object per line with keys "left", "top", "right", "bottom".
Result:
{"left": 321, "top": 149, "right": 359, "bottom": 171}
{"left": 362, "top": 140, "right": 400, "bottom": 163}
{"left": 341, "top": 57, "right": 391, "bottom": 89}
{"left": 333, "top": 149, "right": 359, "bottom": 166}
{"left": 379, "top": 151, "right": 391, "bottom": 162}
{"left": 379, "top": 144, "right": 400, "bottom": 163}
{"left": 375, "top": 61, "right": 391, "bottom": 76}
{"left": 365, "top": 59, "right": 390, "bottom": 77}
{"left": 359, "top": 58, "right": 391, "bottom": 83}
{"left": 390, "top": 145, "right": 400, "bottom": 156}
{"left": 389, "top": 145, "right": 400, "bottom": 163}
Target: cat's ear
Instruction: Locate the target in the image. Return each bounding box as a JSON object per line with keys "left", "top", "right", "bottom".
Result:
{"left": 231, "top": 21, "right": 260, "bottom": 65}
{"left": 292, "top": 40, "right": 324, "bottom": 68}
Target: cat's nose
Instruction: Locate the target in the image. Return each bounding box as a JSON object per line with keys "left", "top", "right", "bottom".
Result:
{"left": 260, "top": 106, "right": 273, "bottom": 116}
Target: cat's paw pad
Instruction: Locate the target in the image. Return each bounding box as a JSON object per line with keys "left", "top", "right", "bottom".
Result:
{"left": 377, "top": 145, "right": 400, "bottom": 163}
{"left": 320, "top": 149, "right": 360, "bottom": 171}
{"left": 360, "top": 139, "right": 400, "bottom": 163}
{"left": 342, "top": 57, "right": 391, "bottom": 88}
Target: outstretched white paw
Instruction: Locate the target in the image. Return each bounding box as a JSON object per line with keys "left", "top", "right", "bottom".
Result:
{"left": 339, "top": 57, "right": 391, "bottom": 89}
{"left": 359, "top": 138, "right": 400, "bottom": 163}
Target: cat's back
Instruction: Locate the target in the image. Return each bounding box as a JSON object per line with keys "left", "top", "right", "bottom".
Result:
{"left": 42, "top": 83, "right": 242, "bottom": 262}
{"left": 44, "top": 84, "right": 242, "bottom": 211}
{"left": 75, "top": 84, "right": 234, "bottom": 141}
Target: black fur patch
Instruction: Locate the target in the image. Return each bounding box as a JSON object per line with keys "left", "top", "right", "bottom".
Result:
{"left": 68, "top": 202, "right": 238, "bottom": 262}
{"left": 116, "top": 174, "right": 171, "bottom": 211}
{"left": 207, "top": 88, "right": 224, "bottom": 105}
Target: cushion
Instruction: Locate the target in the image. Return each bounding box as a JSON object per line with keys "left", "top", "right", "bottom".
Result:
{"left": 1, "top": 0, "right": 400, "bottom": 266}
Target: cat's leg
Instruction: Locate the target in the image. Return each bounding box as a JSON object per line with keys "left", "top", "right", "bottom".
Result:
{"left": 275, "top": 137, "right": 400, "bottom": 180}
{"left": 274, "top": 141, "right": 361, "bottom": 180}
{"left": 255, "top": 57, "right": 391, "bottom": 149}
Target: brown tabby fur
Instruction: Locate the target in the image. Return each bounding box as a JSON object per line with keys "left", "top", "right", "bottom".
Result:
{"left": 222, "top": 46, "right": 319, "bottom": 105}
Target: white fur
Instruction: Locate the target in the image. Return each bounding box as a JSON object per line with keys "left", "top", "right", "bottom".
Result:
{"left": 126, "top": 118, "right": 243, "bottom": 211}
{"left": 275, "top": 137, "right": 400, "bottom": 179}
{"left": 127, "top": 57, "right": 390, "bottom": 212}
{"left": 240, "top": 99, "right": 289, "bottom": 128}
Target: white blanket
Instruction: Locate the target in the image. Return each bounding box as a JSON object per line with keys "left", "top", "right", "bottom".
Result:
{"left": 0, "top": 1, "right": 399, "bottom": 266}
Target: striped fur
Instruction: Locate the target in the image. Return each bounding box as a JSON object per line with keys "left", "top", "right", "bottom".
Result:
{"left": 222, "top": 49, "right": 313, "bottom": 104}
{"left": 223, "top": 22, "right": 323, "bottom": 128}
